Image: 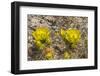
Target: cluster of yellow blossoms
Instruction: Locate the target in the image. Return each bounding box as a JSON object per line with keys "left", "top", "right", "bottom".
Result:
{"left": 32, "top": 26, "right": 81, "bottom": 59}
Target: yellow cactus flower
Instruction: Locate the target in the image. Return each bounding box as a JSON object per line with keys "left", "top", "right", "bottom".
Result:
{"left": 32, "top": 27, "right": 51, "bottom": 50}
{"left": 60, "top": 29, "right": 80, "bottom": 43}
{"left": 66, "top": 29, "right": 81, "bottom": 44}
{"left": 60, "top": 28, "right": 81, "bottom": 48}
{"left": 63, "top": 51, "right": 71, "bottom": 59}
{"left": 44, "top": 48, "right": 54, "bottom": 60}
{"left": 45, "top": 52, "right": 54, "bottom": 60}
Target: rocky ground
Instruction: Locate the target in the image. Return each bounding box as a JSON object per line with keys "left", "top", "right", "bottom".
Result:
{"left": 27, "top": 15, "right": 88, "bottom": 61}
